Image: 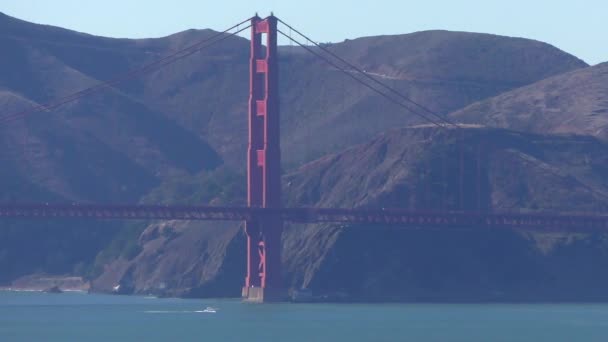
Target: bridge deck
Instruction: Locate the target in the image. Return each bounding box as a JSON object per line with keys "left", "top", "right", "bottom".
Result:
{"left": 0, "top": 204, "right": 606, "bottom": 231}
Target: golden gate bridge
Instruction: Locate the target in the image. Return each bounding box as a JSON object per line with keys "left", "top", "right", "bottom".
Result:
{"left": 1, "top": 14, "right": 607, "bottom": 302}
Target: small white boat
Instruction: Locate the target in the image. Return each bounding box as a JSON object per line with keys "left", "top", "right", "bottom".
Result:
{"left": 200, "top": 306, "right": 217, "bottom": 313}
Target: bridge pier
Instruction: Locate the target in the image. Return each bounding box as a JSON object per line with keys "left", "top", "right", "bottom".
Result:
{"left": 242, "top": 216, "right": 284, "bottom": 303}
{"left": 243, "top": 15, "right": 285, "bottom": 303}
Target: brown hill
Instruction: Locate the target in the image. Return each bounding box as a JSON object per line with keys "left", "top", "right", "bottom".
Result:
{"left": 331, "top": 30, "right": 585, "bottom": 85}
{"left": 450, "top": 62, "right": 608, "bottom": 139}
{"left": 270, "top": 31, "right": 588, "bottom": 167}
{"left": 92, "top": 126, "right": 608, "bottom": 301}
{"left": 0, "top": 12, "right": 597, "bottom": 294}
{"left": 0, "top": 12, "right": 588, "bottom": 178}
{"left": 0, "top": 12, "right": 224, "bottom": 201}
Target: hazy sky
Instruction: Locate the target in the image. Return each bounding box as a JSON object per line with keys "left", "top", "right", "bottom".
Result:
{"left": 2, "top": 0, "right": 606, "bottom": 65}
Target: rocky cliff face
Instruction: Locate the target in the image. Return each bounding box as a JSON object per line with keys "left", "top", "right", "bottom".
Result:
{"left": 92, "top": 220, "right": 244, "bottom": 297}
{"left": 280, "top": 127, "right": 608, "bottom": 301}
{"left": 93, "top": 126, "right": 608, "bottom": 301}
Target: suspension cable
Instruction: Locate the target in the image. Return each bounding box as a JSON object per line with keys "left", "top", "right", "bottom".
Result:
{"left": 279, "top": 19, "right": 608, "bottom": 203}
{"left": 277, "top": 29, "right": 444, "bottom": 128}
{"left": 0, "top": 17, "right": 253, "bottom": 126}
{"left": 277, "top": 18, "right": 457, "bottom": 127}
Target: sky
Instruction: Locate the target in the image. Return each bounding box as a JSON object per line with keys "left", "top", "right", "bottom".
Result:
{"left": 1, "top": 0, "right": 606, "bottom": 65}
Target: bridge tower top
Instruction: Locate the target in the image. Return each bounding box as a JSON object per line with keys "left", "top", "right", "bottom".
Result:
{"left": 248, "top": 15, "right": 280, "bottom": 209}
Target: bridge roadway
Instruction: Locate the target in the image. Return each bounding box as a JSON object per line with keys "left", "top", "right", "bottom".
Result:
{"left": 0, "top": 204, "right": 607, "bottom": 231}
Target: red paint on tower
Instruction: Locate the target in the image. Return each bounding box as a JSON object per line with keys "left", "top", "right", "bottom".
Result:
{"left": 242, "top": 15, "right": 284, "bottom": 302}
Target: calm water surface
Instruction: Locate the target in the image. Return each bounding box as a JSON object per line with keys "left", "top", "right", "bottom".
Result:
{"left": 1, "top": 291, "right": 608, "bottom": 341}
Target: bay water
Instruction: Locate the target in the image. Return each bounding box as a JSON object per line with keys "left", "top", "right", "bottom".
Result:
{"left": 1, "top": 291, "right": 608, "bottom": 341}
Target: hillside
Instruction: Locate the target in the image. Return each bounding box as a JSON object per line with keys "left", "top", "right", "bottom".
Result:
{"left": 0, "top": 12, "right": 600, "bottom": 296}
{"left": 92, "top": 126, "right": 608, "bottom": 301}
{"left": 0, "top": 12, "right": 588, "bottom": 175}
{"left": 330, "top": 30, "right": 585, "bottom": 86}
{"left": 450, "top": 62, "right": 608, "bottom": 139}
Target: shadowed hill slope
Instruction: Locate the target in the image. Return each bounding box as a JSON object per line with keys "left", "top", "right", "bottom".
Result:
{"left": 0, "top": 12, "right": 588, "bottom": 172}
{"left": 450, "top": 62, "right": 608, "bottom": 139}
{"left": 93, "top": 126, "right": 608, "bottom": 301}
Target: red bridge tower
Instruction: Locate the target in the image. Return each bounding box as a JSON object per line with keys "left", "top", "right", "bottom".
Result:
{"left": 242, "top": 15, "right": 284, "bottom": 302}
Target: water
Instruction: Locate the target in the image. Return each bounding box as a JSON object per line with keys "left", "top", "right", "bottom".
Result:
{"left": 1, "top": 291, "right": 608, "bottom": 341}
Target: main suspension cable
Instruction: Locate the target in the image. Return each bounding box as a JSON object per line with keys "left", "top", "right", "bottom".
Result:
{"left": 0, "top": 17, "right": 253, "bottom": 126}
{"left": 279, "top": 20, "right": 608, "bottom": 203}
{"left": 277, "top": 18, "right": 457, "bottom": 128}
{"left": 277, "top": 29, "right": 445, "bottom": 128}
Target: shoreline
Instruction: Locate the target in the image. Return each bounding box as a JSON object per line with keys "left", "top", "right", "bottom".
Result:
{"left": 1, "top": 274, "right": 90, "bottom": 293}
{"left": 0, "top": 288, "right": 88, "bottom": 293}
{"left": 4, "top": 289, "right": 608, "bottom": 305}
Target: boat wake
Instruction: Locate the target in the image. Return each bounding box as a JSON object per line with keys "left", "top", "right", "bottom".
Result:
{"left": 144, "top": 307, "right": 218, "bottom": 314}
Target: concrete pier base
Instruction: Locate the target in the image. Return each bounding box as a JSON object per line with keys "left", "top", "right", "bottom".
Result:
{"left": 242, "top": 286, "right": 286, "bottom": 303}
